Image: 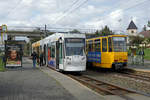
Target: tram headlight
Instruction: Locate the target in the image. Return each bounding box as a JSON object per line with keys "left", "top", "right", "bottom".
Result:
{"left": 67, "top": 62, "right": 71, "bottom": 65}
{"left": 65, "top": 57, "right": 71, "bottom": 65}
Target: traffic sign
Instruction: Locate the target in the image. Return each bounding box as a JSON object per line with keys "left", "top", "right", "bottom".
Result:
{"left": 2, "top": 25, "right": 7, "bottom": 32}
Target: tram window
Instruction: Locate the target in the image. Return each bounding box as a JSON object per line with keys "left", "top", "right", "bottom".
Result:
{"left": 86, "top": 41, "right": 88, "bottom": 52}
{"left": 102, "top": 38, "right": 107, "bottom": 52}
{"left": 59, "top": 43, "right": 63, "bottom": 58}
{"left": 94, "top": 39, "right": 101, "bottom": 52}
{"left": 88, "top": 40, "right": 93, "bottom": 52}
{"left": 51, "top": 45, "right": 55, "bottom": 57}
{"left": 108, "top": 38, "right": 112, "bottom": 52}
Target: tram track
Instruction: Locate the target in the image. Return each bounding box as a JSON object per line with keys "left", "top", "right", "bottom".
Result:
{"left": 46, "top": 66, "right": 150, "bottom": 99}
{"left": 117, "top": 71, "right": 150, "bottom": 83}
{"left": 68, "top": 74, "right": 150, "bottom": 100}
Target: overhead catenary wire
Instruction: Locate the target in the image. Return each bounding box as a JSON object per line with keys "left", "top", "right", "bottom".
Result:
{"left": 53, "top": 0, "right": 81, "bottom": 24}
{"left": 98, "top": 0, "right": 150, "bottom": 23}
{"left": 54, "top": 0, "right": 148, "bottom": 30}
{"left": 86, "top": 0, "right": 150, "bottom": 30}
{"left": 54, "top": 0, "right": 89, "bottom": 25}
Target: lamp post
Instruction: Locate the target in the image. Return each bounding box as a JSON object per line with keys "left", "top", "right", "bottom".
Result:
{"left": 1, "top": 24, "right": 7, "bottom": 44}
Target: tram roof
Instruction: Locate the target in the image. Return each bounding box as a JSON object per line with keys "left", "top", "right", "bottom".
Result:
{"left": 86, "top": 34, "right": 127, "bottom": 40}
{"left": 32, "top": 32, "right": 85, "bottom": 46}
{"left": 43, "top": 32, "right": 85, "bottom": 43}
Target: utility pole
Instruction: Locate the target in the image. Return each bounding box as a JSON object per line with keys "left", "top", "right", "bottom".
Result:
{"left": 45, "top": 24, "right": 47, "bottom": 37}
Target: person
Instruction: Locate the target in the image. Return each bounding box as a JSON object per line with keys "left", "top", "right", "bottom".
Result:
{"left": 31, "top": 51, "right": 37, "bottom": 68}
{"left": 10, "top": 50, "right": 17, "bottom": 60}
{"left": 40, "top": 51, "right": 44, "bottom": 66}
{"left": 139, "top": 48, "right": 145, "bottom": 64}
{"left": 6, "top": 50, "right": 21, "bottom": 65}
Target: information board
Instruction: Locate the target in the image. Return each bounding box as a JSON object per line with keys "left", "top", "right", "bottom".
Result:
{"left": 5, "top": 41, "right": 23, "bottom": 67}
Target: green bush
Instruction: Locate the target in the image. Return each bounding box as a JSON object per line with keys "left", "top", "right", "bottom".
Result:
{"left": 0, "top": 58, "right": 5, "bottom": 71}
{"left": 144, "top": 48, "right": 150, "bottom": 60}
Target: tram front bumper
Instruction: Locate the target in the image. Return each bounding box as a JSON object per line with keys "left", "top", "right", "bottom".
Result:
{"left": 113, "top": 62, "right": 127, "bottom": 69}
{"left": 64, "top": 65, "right": 86, "bottom": 72}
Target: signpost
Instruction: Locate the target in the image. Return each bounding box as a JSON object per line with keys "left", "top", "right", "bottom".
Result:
{"left": 1, "top": 25, "right": 7, "bottom": 44}
{"left": 0, "top": 24, "right": 7, "bottom": 71}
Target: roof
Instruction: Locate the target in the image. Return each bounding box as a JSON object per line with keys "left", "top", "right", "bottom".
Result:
{"left": 139, "top": 30, "right": 150, "bottom": 38}
{"left": 127, "top": 20, "right": 138, "bottom": 30}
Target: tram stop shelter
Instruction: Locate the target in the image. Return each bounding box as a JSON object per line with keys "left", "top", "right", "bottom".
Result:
{"left": 4, "top": 40, "right": 23, "bottom": 68}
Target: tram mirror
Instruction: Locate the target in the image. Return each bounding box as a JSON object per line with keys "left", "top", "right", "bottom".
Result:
{"left": 59, "top": 37, "right": 62, "bottom": 43}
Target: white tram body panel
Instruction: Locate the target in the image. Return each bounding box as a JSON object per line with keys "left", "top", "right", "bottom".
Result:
{"left": 41, "top": 33, "right": 86, "bottom": 72}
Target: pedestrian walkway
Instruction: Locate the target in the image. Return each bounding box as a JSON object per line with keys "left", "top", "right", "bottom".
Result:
{"left": 0, "top": 58, "right": 77, "bottom": 100}
{"left": 0, "top": 57, "right": 104, "bottom": 100}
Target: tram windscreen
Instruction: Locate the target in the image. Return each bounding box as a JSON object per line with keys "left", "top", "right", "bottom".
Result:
{"left": 113, "top": 37, "right": 127, "bottom": 52}
{"left": 65, "top": 38, "right": 85, "bottom": 56}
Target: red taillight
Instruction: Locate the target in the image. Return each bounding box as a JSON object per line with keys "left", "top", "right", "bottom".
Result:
{"left": 124, "top": 60, "right": 127, "bottom": 62}
{"left": 114, "top": 60, "right": 118, "bottom": 62}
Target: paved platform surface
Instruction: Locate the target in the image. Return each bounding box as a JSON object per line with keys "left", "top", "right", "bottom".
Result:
{"left": 40, "top": 65, "right": 104, "bottom": 100}
{"left": 0, "top": 57, "right": 104, "bottom": 100}
{"left": 0, "top": 58, "right": 77, "bottom": 100}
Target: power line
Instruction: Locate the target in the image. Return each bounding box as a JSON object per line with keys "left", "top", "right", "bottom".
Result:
{"left": 87, "top": 0, "right": 150, "bottom": 29}
{"left": 62, "top": 0, "right": 80, "bottom": 14}
{"left": 100, "top": 0, "right": 149, "bottom": 22}
{"left": 53, "top": 0, "right": 81, "bottom": 24}
{"left": 54, "top": 0, "right": 89, "bottom": 24}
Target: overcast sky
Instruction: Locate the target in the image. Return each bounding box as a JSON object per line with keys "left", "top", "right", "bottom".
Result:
{"left": 0, "top": 0, "right": 150, "bottom": 33}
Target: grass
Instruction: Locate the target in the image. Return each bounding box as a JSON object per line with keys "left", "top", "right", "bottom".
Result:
{"left": 144, "top": 48, "right": 150, "bottom": 61}
{"left": 0, "top": 59, "right": 5, "bottom": 72}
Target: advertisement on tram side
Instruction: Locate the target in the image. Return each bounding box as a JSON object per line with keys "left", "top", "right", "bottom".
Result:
{"left": 5, "top": 41, "right": 22, "bottom": 67}
{"left": 47, "top": 47, "right": 56, "bottom": 67}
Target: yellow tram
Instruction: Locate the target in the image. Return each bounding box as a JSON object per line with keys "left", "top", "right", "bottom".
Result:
{"left": 86, "top": 35, "right": 128, "bottom": 70}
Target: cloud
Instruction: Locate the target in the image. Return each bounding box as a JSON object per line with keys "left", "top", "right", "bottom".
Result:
{"left": 0, "top": 0, "right": 149, "bottom": 33}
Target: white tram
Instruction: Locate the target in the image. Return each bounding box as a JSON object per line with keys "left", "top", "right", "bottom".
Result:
{"left": 32, "top": 32, "right": 86, "bottom": 72}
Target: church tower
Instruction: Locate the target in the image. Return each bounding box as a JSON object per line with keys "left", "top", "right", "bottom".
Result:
{"left": 127, "top": 20, "right": 138, "bottom": 36}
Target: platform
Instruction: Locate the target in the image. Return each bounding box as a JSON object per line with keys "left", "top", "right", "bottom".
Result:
{"left": 0, "top": 57, "right": 104, "bottom": 100}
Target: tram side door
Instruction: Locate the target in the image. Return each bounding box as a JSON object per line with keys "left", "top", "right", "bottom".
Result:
{"left": 56, "top": 41, "right": 59, "bottom": 69}
{"left": 44, "top": 45, "right": 46, "bottom": 65}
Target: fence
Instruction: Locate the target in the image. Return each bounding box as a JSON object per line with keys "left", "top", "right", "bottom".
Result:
{"left": 129, "top": 55, "right": 144, "bottom": 65}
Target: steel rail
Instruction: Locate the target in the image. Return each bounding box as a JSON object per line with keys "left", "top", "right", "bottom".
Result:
{"left": 118, "top": 71, "right": 150, "bottom": 82}
{"left": 68, "top": 75, "right": 137, "bottom": 100}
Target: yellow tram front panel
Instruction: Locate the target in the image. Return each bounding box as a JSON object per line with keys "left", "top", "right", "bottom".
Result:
{"left": 93, "top": 52, "right": 112, "bottom": 68}
{"left": 92, "top": 52, "right": 127, "bottom": 68}
{"left": 114, "top": 52, "right": 128, "bottom": 63}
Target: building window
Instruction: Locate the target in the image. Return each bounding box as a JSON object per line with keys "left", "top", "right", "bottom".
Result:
{"left": 131, "top": 30, "right": 134, "bottom": 33}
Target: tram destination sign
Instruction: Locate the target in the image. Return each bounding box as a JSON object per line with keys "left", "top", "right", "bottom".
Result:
{"left": 113, "top": 37, "right": 125, "bottom": 41}
{"left": 65, "top": 38, "right": 84, "bottom": 43}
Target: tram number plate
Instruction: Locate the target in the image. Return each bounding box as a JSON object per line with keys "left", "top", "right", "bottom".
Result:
{"left": 116, "top": 63, "right": 123, "bottom": 66}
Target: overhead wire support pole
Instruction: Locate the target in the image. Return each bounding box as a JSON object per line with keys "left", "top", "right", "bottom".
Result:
{"left": 45, "top": 24, "right": 47, "bottom": 37}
